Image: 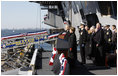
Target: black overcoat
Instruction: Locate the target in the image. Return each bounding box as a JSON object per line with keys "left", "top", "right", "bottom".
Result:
{"left": 85, "top": 32, "right": 95, "bottom": 57}
{"left": 93, "top": 28, "right": 105, "bottom": 66}
{"left": 68, "top": 33, "right": 77, "bottom": 60}
{"left": 64, "top": 30, "right": 71, "bottom": 41}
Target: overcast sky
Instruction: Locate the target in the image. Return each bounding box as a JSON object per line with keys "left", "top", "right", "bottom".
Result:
{"left": 1, "top": 1, "right": 52, "bottom": 29}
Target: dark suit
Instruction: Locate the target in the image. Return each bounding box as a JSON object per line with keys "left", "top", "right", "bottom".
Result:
{"left": 104, "top": 29, "right": 112, "bottom": 53}
{"left": 93, "top": 28, "right": 105, "bottom": 66}
{"left": 79, "top": 28, "right": 87, "bottom": 64}
{"left": 64, "top": 30, "right": 71, "bottom": 41}
{"left": 112, "top": 31, "right": 117, "bottom": 51}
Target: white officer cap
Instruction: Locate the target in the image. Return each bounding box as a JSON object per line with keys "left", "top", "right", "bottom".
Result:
{"left": 80, "top": 21, "right": 85, "bottom": 25}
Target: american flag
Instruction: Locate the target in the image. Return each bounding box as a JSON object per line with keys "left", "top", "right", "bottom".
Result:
{"left": 49, "top": 47, "right": 57, "bottom": 66}
{"left": 59, "top": 53, "right": 68, "bottom": 75}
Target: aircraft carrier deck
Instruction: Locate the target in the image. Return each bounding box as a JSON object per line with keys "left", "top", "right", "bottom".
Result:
{"left": 34, "top": 51, "right": 117, "bottom": 75}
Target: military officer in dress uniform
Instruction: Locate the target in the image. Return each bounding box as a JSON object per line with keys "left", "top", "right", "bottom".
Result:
{"left": 104, "top": 25, "right": 112, "bottom": 53}
{"left": 79, "top": 24, "right": 88, "bottom": 64}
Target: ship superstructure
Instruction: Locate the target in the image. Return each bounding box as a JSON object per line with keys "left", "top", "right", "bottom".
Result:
{"left": 31, "top": 1, "right": 117, "bottom": 40}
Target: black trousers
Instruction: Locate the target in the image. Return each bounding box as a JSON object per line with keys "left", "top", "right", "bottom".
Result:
{"left": 94, "top": 46, "right": 105, "bottom": 66}
{"left": 80, "top": 44, "right": 86, "bottom": 64}
{"left": 104, "top": 42, "right": 112, "bottom": 53}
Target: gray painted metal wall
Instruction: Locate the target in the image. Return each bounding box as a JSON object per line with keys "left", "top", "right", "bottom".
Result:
{"left": 43, "top": 1, "right": 117, "bottom": 40}
{"left": 61, "top": 1, "right": 117, "bottom": 40}
{"left": 44, "top": 9, "right": 64, "bottom": 28}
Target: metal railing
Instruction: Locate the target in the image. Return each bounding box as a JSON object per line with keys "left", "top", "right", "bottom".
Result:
{"left": 27, "top": 49, "right": 38, "bottom": 75}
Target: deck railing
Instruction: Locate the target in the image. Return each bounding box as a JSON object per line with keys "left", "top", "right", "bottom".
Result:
{"left": 27, "top": 49, "right": 38, "bottom": 75}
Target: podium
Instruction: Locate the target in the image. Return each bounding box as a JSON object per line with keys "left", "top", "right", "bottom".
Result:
{"left": 55, "top": 38, "right": 69, "bottom": 58}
